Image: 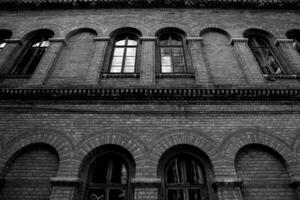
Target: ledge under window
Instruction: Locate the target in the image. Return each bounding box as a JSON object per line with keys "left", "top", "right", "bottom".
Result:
{"left": 0, "top": 74, "right": 32, "bottom": 79}
{"left": 156, "top": 73, "right": 195, "bottom": 78}
{"left": 264, "top": 74, "right": 300, "bottom": 81}
{"left": 100, "top": 73, "right": 140, "bottom": 78}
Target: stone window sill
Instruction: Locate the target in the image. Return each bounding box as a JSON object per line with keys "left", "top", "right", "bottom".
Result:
{"left": 264, "top": 74, "right": 300, "bottom": 81}
{"left": 156, "top": 73, "right": 195, "bottom": 78}
{"left": 100, "top": 73, "right": 140, "bottom": 78}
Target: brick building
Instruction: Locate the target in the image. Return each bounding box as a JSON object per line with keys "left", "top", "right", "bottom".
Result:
{"left": 0, "top": 1, "right": 300, "bottom": 200}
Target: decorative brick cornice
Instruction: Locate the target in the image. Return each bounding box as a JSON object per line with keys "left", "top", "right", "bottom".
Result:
{"left": 93, "top": 37, "right": 110, "bottom": 42}
{"left": 49, "top": 38, "right": 66, "bottom": 44}
{"left": 0, "top": 0, "right": 298, "bottom": 9}
{"left": 140, "top": 37, "right": 157, "bottom": 41}
{"left": 263, "top": 74, "right": 300, "bottom": 80}
{"left": 186, "top": 37, "right": 203, "bottom": 41}
{"left": 0, "top": 74, "right": 32, "bottom": 79}
{"left": 100, "top": 73, "right": 140, "bottom": 78}
{"left": 156, "top": 73, "right": 195, "bottom": 78}
{"left": 50, "top": 177, "right": 81, "bottom": 186}
{"left": 1, "top": 88, "right": 300, "bottom": 101}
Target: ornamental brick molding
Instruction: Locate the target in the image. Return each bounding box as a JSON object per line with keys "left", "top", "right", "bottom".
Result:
{"left": 220, "top": 128, "right": 297, "bottom": 178}
{"left": 74, "top": 129, "right": 147, "bottom": 177}
{"left": 148, "top": 129, "right": 219, "bottom": 176}
{"left": 104, "top": 23, "right": 148, "bottom": 37}
{"left": 63, "top": 22, "right": 104, "bottom": 38}
{"left": 0, "top": 128, "right": 74, "bottom": 177}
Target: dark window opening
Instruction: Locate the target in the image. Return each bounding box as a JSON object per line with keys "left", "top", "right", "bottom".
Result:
{"left": 110, "top": 36, "right": 138, "bottom": 73}
{"left": 86, "top": 152, "right": 129, "bottom": 200}
{"left": 159, "top": 34, "right": 186, "bottom": 73}
{"left": 11, "top": 32, "right": 52, "bottom": 75}
{"left": 0, "top": 30, "right": 12, "bottom": 52}
{"left": 287, "top": 30, "right": 300, "bottom": 53}
{"left": 248, "top": 36, "right": 284, "bottom": 75}
{"left": 165, "top": 154, "right": 209, "bottom": 200}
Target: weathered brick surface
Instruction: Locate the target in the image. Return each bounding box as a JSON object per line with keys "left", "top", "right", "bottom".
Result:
{"left": 0, "top": 144, "right": 59, "bottom": 200}
{"left": 235, "top": 145, "right": 297, "bottom": 200}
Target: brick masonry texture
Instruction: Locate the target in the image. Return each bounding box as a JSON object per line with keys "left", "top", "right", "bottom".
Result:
{"left": 0, "top": 6, "right": 300, "bottom": 200}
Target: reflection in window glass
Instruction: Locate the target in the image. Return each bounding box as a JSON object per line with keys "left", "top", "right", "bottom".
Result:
{"left": 86, "top": 153, "right": 129, "bottom": 200}
{"left": 0, "top": 42, "right": 6, "bottom": 51}
{"left": 159, "top": 35, "right": 185, "bottom": 73}
{"left": 110, "top": 37, "right": 137, "bottom": 73}
{"left": 165, "top": 154, "right": 208, "bottom": 200}
{"left": 248, "top": 36, "right": 284, "bottom": 75}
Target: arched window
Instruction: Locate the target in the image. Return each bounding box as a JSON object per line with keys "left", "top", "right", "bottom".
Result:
{"left": 246, "top": 33, "right": 284, "bottom": 75}
{"left": 110, "top": 36, "right": 138, "bottom": 73}
{"left": 102, "top": 28, "right": 141, "bottom": 75}
{"left": 158, "top": 32, "right": 188, "bottom": 74}
{"left": 85, "top": 152, "right": 131, "bottom": 200}
{"left": 287, "top": 29, "right": 300, "bottom": 53}
{"left": 11, "top": 29, "right": 53, "bottom": 75}
{"left": 163, "top": 153, "right": 209, "bottom": 200}
{"left": 0, "top": 30, "right": 12, "bottom": 52}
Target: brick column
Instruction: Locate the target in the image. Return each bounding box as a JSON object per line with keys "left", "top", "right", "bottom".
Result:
{"left": 85, "top": 37, "right": 110, "bottom": 85}
{"left": 50, "top": 177, "right": 79, "bottom": 200}
{"left": 132, "top": 178, "right": 160, "bottom": 200}
{"left": 0, "top": 39, "right": 22, "bottom": 74}
{"left": 231, "top": 38, "right": 265, "bottom": 84}
{"left": 186, "top": 37, "right": 210, "bottom": 85}
{"left": 275, "top": 39, "right": 300, "bottom": 74}
{"left": 140, "top": 37, "right": 156, "bottom": 85}
{"left": 26, "top": 38, "right": 65, "bottom": 86}
{"left": 213, "top": 178, "right": 243, "bottom": 200}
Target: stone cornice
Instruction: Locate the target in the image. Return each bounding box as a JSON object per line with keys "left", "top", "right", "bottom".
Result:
{"left": 212, "top": 178, "right": 243, "bottom": 187}
{"left": 4, "top": 39, "right": 22, "bottom": 44}
{"left": 94, "top": 37, "right": 110, "bottom": 41}
{"left": 140, "top": 37, "right": 157, "bottom": 41}
{"left": 230, "top": 38, "right": 248, "bottom": 45}
{"left": 1, "top": 87, "right": 300, "bottom": 101}
{"left": 50, "top": 177, "right": 81, "bottom": 186}
{"left": 49, "top": 38, "right": 66, "bottom": 43}
{"left": 275, "top": 38, "right": 294, "bottom": 46}
{"left": 0, "top": 0, "right": 298, "bottom": 10}
{"left": 186, "top": 37, "right": 203, "bottom": 41}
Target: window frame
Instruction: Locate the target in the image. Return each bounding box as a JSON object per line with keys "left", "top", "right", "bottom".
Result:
{"left": 162, "top": 152, "right": 210, "bottom": 200}
{"left": 102, "top": 30, "right": 141, "bottom": 76}
{"left": 10, "top": 36, "right": 51, "bottom": 75}
{"left": 109, "top": 35, "right": 138, "bottom": 74}
{"left": 84, "top": 151, "right": 133, "bottom": 200}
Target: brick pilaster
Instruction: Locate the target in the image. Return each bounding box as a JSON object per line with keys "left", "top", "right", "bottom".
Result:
{"left": 140, "top": 37, "right": 156, "bottom": 85}
{"left": 26, "top": 38, "right": 65, "bottom": 86}
{"left": 85, "top": 37, "right": 110, "bottom": 85}
{"left": 231, "top": 38, "right": 265, "bottom": 84}
{"left": 132, "top": 178, "right": 160, "bottom": 200}
{"left": 186, "top": 37, "right": 210, "bottom": 85}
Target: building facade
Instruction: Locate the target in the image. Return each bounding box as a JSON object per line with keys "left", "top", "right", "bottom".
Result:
{"left": 0, "top": 1, "right": 300, "bottom": 200}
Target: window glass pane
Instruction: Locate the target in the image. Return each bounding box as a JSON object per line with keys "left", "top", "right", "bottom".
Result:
{"left": 167, "top": 189, "right": 184, "bottom": 200}
{"left": 111, "top": 160, "right": 128, "bottom": 183}
{"left": 161, "top": 48, "right": 171, "bottom": 56}
{"left": 126, "top": 48, "right": 136, "bottom": 57}
{"left": 111, "top": 57, "right": 123, "bottom": 66}
{"left": 185, "top": 160, "right": 204, "bottom": 184}
{"left": 109, "top": 189, "right": 126, "bottom": 200}
{"left": 87, "top": 189, "right": 105, "bottom": 200}
{"left": 167, "top": 159, "right": 183, "bottom": 183}
{"left": 170, "top": 36, "right": 182, "bottom": 45}
{"left": 32, "top": 42, "right": 41, "bottom": 47}
{"left": 114, "top": 48, "right": 125, "bottom": 56}
{"left": 127, "top": 39, "right": 137, "bottom": 46}
{"left": 91, "top": 160, "right": 109, "bottom": 183}
{"left": 116, "top": 39, "right": 126, "bottom": 46}
{"left": 124, "top": 57, "right": 135, "bottom": 73}
{"left": 41, "top": 40, "right": 50, "bottom": 47}
{"left": 0, "top": 42, "right": 6, "bottom": 49}
{"left": 110, "top": 66, "right": 122, "bottom": 73}
{"left": 188, "top": 189, "right": 201, "bottom": 200}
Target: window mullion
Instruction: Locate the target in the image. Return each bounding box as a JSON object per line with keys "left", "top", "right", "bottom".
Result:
{"left": 122, "top": 46, "right": 127, "bottom": 73}
{"left": 170, "top": 47, "right": 174, "bottom": 73}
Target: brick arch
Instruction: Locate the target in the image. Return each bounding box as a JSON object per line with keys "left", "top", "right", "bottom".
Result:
{"left": 149, "top": 23, "right": 192, "bottom": 37}
{"left": 220, "top": 128, "right": 296, "bottom": 178}
{"left": 148, "top": 128, "right": 218, "bottom": 177}
{"left": 74, "top": 128, "right": 147, "bottom": 177}
{"left": 0, "top": 128, "right": 74, "bottom": 177}
{"left": 103, "top": 22, "right": 148, "bottom": 37}
{"left": 62, "top": 22, "right": 104, "bottom": 38}
{"left": 20, "top": 23, "right": 63, "bottom": 38}
{"left": 243, "top": 26, "right": 277, "bottom": 39}
{"left": 197, "top": 24, "right": 232, "bottom": 38}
